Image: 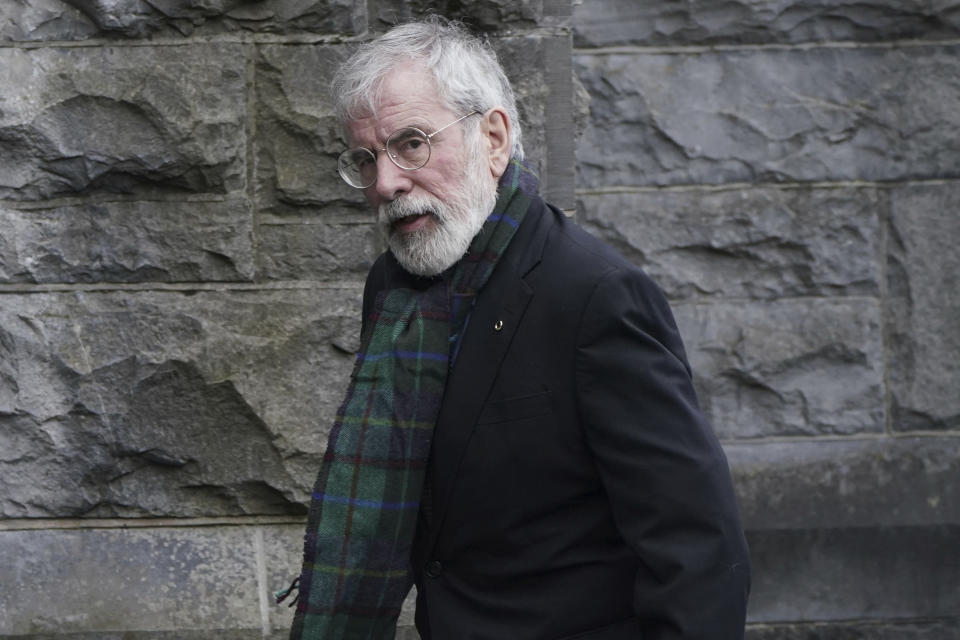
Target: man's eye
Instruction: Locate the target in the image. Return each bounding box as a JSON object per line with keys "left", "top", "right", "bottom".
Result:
{"left": 398, "top": 138, "right": 425, "bottom": 152}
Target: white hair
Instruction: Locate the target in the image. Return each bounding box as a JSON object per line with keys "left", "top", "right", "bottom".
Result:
{"left": 332, "top": 16, "right": 524, "bottom": 160}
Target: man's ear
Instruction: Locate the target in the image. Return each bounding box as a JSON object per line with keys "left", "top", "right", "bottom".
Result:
{"left": 482, "top": 107, "right": 511, "bottom": 178}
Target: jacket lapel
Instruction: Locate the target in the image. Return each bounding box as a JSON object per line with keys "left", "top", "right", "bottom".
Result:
{"left": 424, "top": 199, "right": 555, "bottom": 553}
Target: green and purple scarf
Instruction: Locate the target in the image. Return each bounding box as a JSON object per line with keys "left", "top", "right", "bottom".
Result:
{"left": 288, "top": 159, "right": 539, "bottom": 639}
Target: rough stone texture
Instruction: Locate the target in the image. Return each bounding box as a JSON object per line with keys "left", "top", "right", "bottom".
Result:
{"left": 371, "top": 0, "right": 547, "bottom": 32}
{"left": 575, "top": 45, "right": 960, "bottom": 188}
{"left": 746, "top": 525, "right": 960, "bottom": 622}
{"left": 672, "top": 299, "right": 885, "bottom": 439}
{"left": 577, "top": 186, "right": 883, "bottom": 300}
{"left": 0, "top": 0, "right": 363, "bottom": 41}
{"left": 255, "top": 44, "right": 362, "bottom": 214}
{"left": 0, "top": 527, "right": 262, "bottom": 635}
{"left": 257, "top": 217, "right": 381, "bottom": 281}
{"left": 746, "top": 618, "right": 960, "bottom": 640}
{"left": 0, "top": 200, "right": 254, "bottom": 284}
{"left": 573, "top": 0, "right": 960, "bottom": 47}
{"left": 727, "top": 438, "right": 960, "bottom": 531}
{"left": 369, "top": 0, "right": 571, "bottom": 33}
{"left": 0, "top": 0, "right": 99, "bottom": 41}
{"left": 0, "top": 288, "right": 360, "bottom": 518}
{"left": 886, "top": 183, "right": 960, "bottom": 432}
{"left": 0, "top": 45, "right": 247, "bottom": 202}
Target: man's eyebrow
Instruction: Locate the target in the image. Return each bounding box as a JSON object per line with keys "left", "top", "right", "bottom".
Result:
{"left": 354, "top": 120, "right": 432, "bottom": 150}
{"left": 401, "top": 119, "right": 434, "bottom": 132}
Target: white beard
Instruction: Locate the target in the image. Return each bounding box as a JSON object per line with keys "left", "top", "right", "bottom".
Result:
{"left": 378, "top": 148, "right": 498, "bottom": 277}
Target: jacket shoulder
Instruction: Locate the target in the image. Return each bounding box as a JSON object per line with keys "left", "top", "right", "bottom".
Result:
{"left": 539, "top": 205, "right": 659, "bottom": 294}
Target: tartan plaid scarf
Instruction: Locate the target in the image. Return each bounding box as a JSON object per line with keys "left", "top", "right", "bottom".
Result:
{"left": 289, "top": 159, "right": 539, "bottom": 639}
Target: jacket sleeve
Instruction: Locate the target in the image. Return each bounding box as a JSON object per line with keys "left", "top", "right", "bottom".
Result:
{"left": 575, "top": 266, "right": 751, "bottom": 639}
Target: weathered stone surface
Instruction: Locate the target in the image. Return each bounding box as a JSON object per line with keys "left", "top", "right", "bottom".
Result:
{"left": 727, "top": 437, "right": 960, "bottom": 531}
{"left": 575, "top": 46, "right": 960, "bottom": 188}
{"left": 370, "top": 0, "right": 559, "bottom": 32}
{"left": 0, "top": 0, "right": 99, "bottom": 40}
{"left": 255, "top": 44, "right": 365, "bottom": 213}
{"left": 0, "top": 288, "right": 361, "bottom": 518}
{"left": 0, "top": 0, "right": 361, "bottom": 41}
{"left": 573, "top": 0, "right": 960, "bottom": 47}
{"left": 496, "top": 36, "right": 551, "bottom": 191}
{"left": 257, "top": 217, "right": 381, "bottom": 281}
{"left": 0, "top": 523, "right": 416, "bottom": 639}
{"left": 673, "top": 299, "right": 885, "bottom": 438}
{"left": 0, "top": 45, "right": 247, "bottom": 201}
{"left": 746, "top": 618, "right": 960, "bottom": 640}
{"left": 0, "top": 200, "right": 254, "bottom": 284}
{"left": 0, "top": 527, "right": 262, "bottom": 635}
{"left": 577, "top": 186, "right": 882, "bottom": 300}
{"left": 746, "top": 525, "right": 960, "bottom": 622}
{"left": 886, "top": 183, "right": 960, "bottom": 432}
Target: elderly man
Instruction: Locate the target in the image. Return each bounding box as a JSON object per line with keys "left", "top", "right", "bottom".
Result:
{"left": 288, "top": 17, "right": 750, "bottom": 640}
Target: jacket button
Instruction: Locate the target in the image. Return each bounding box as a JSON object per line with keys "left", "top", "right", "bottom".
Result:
{"left": 425, "top": 560, "right": 443, "bottom": 578}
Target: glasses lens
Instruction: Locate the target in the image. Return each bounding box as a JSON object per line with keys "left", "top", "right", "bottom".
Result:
{"left": 386, "top": 128, "right": 431, "bottom": 170}
{"left": 338, "top": 148, "right": 377, "bottom": 188}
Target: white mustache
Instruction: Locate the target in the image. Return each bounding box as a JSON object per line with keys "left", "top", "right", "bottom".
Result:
{"left": 380, "top": 196, "right": 445, "bottom": 226}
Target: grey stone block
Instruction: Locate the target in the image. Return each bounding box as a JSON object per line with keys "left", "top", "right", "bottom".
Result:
{"left": 255, "top": 44, "right": 364, "bottom": 213}
{"left": 0, "top": 200, "right": 254, "bottom": 284}
{"left": 573, "top": 0, "right": 960, "bottom": 47}
{"left": 577, "top": 186, "right": 882, "bottom": 300}
{"left": 673, "top": 299, "right": 885, "bottom": 438}
{"left": 0, "top": 527, "right": 262, "bottom": 635}
{"left": 886, "top": 183, "right": 960, "bottom": 432}
{"left": 0, "top": 45, "right": 247, "bottom": 201}
{"left": 0, "top": 288, "right": 362, "bottom": 517}
{"left": 727, "top": 437, "right": 960, "bottom": 531}
{"left": 258, "top": 217, "right": 381, "bottom": 281}
{"left": 495, "top": 37, "right": 550, "bottom": 194}
{"left": 746, "top": 618, "right": 960, "bottom": 640}
{"left": 575, "top": 46, "right": 960, "bottom": 188}
{"left": 369, "top": 0, "right": 559, "bottom": 32}
{"left": 0, "top": 0, "right": 99, "bottom": 41}
{"left": 0, "top": 0, "right": 362, "bottom": 41}
{"left": 746, "top": 525, "right": 960, "bottom": 623}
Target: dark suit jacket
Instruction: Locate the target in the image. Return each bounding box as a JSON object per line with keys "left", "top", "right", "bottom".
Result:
{"left": 361, "top": 197, "right": 750, "bottom": 640}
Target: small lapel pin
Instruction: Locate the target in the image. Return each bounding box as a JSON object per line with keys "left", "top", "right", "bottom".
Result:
{"left": 494, "top": 319, "right": 504, "bottom": 331}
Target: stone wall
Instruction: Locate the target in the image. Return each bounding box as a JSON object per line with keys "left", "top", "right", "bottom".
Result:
{"left": 573, "top": 0, "right": 960, "bottom": 637}
{"left": 1, "top": 0, "right": 958, "bottom": 639}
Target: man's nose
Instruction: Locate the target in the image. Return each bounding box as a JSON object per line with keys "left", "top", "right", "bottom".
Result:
{"left": 373, "top": 152, "right": 413, "bottom": 201}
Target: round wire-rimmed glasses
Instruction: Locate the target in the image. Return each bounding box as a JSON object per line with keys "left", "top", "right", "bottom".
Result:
{"left": 338, "top": 111, "right": 481, "bottom": 188}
